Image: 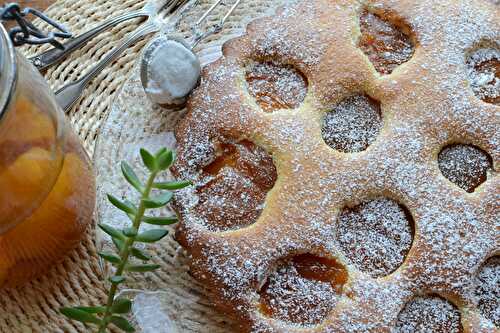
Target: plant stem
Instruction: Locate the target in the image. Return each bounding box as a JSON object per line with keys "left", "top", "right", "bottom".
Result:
{"left": 97, "top": 171, "right": 158, "bottom": 333}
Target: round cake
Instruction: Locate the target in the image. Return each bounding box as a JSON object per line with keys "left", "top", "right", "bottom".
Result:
{"left": 172, "top": 0, "right": 499, "bottom": 332}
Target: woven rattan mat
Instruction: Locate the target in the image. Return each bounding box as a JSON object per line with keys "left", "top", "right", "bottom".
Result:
{"left": 0, "top": 0, "right": 280, "bottom": 332}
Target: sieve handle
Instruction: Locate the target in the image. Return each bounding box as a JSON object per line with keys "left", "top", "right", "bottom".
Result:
{"left": 55, "top": 23, "right": 158, "bottom": 114}
{"left": 29, "top": 9, "right": 149, "bottom": 71}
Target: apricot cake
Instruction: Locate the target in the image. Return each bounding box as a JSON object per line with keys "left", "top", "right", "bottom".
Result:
{"left": 172, "top": 0, "right": 499, "bottom": 332}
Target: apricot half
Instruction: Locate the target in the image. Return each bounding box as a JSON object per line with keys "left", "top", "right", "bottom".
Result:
{"left": 0, "top": 151, "right": 95, "bottom": 287}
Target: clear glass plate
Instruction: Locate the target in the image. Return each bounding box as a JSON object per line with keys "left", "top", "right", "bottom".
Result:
{"left": 93, "top": 1, "right": 290, "bottom": 332}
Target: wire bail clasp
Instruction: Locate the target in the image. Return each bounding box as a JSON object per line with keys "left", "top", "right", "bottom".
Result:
{"left": 0, "top": 3, "right": 72, "bottom": 49}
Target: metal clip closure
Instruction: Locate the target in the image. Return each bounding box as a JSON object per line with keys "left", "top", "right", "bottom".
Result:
{"left": 0, "top": 3, "right": 72, "bottom": 49}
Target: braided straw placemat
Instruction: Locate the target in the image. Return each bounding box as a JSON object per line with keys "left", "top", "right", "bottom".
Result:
{"left": 0, "top": 0, "right": 283, "bottom": 332}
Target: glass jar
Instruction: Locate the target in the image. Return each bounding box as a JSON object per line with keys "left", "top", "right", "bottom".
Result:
{"left": 0, "top": 24, "right": 95, "bottom": 287}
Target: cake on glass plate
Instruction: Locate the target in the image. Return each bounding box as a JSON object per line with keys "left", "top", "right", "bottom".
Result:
{"left": 171, "top": 0, "right": 499, "bottom": 332}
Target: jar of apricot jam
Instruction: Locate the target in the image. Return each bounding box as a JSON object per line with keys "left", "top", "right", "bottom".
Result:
{"left": 0, "top": 24, "right": 95, "bottom": 287}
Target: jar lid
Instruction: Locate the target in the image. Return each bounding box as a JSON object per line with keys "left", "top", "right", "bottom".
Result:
{"left": 0, "top": 23, "right": 17, "bottom": 121}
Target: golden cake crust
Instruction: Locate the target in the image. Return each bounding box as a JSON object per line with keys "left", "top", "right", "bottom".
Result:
{"left": 172, "top": 1, "right": 499, "bottom": 332}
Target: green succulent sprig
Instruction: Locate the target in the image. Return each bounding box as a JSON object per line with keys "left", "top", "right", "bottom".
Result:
{"left": 61, "top": 148, "right": 191, "bottom": 332}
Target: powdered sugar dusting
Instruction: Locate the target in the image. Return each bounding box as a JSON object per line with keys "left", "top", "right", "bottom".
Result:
{"left": 245, "top": 61, "right": 307, "bottom": 112}
{"left": 172, "top": 0, "right": 500, "bottom": 331}
{"left": 194, "top": 168, "right": 266, "bottom": 231}
{"left": 186, "top": 140, "right": 276, "bottom": 232}
{"left": 248, "top": 1, "right": 329, "bottom": 68}
{"left": 259, "top": 257, "right": 344, "bottom": 326}
{"left": 475, "top": 256, "right": 500, "bottom": 327}
{"left": 322, "top": 94, "right": 383, "bottom": 153}
{"left": 438, "top": 144, "right": 493, "bottom": 193}
{"left": 336, "top": 198, "right": 413, "bottom": 278}
{"left": 358, "top": 9, "right": 415, "bottom": 75}
{"left": 394, "top": 295, "right": 463, "bottom": 333}
{"left": 466, "top": 47, "right": 500, "bottom": 105}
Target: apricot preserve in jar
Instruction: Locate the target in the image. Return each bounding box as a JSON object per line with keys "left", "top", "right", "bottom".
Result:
{"left": 0, "top": 24, "right": 95, "bottom": 287}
